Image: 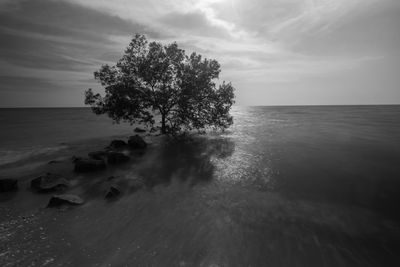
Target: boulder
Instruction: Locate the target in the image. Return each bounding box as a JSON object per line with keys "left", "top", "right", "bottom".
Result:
{"left": 105, "top": 185, "right": 121, "bottom": 199}
{"left": 31, "top": 173, "right": 69, "bottom": 192}
{"left": 107, "top": 176, "right": 116, "bottom": 181}
{"left": 71, "top": 156, "right": 83, "bottom": 163}
{"left": 47, "top": 194, "right": 84, "bottom": 207}
{"left": 134, "top": 127, "right": 146, "bottom": 133}
{"left": 0, "top": 179, "right": 18, "bottom": 192}
{"left": 107, "top": 140, "right": 128, "bottom": 150}
{"left": 128, "top": 135, "right": 147, "bottom": 149}
{"left": 88, "top": 151, "right": 108, "bottom": 160}
{"left": 74, "top": 158, "right": 106, "bottom": 173}
{"left": 107, "top": 152, "right": 130, "bottom": 165}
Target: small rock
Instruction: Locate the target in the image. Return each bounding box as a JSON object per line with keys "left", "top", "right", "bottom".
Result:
{"left": 107, "top": 176, "right": 116, "bottom": 181}
{"left": 107, "top": 140, "right": 128, "bottom": 150}
{"left": 31, "top": 173, "right": 69, "bottom": 192}
{"left": 74, "top": 158, "right": 106, "bottom": 173}
{"left": 107, "top": 152, "right": 130, "bottom": 165}
{"left": 47, "top": 194, "right": 84, "bottom": 207}
{"left": 0, "top": 179, "right": 18, "bottom": 192}
{"left": 105, "top": 186, "right": 121, "bottom": 199}
{"left": 48, "top": 160, "right": 61, "bottom": 164}
{"left": 134, "top": 127, "right": 146, "bottom": 133}
{"left": 88, "top": 151, "right": 107, "bottom": 160}
{"left": 128, "top": 135, "right": 147, "bottom": 149}
{"left": 71, "top": 156, "right": 83, "bottom": 163}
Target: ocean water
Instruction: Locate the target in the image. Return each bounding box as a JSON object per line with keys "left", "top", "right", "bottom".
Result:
{"left": 4, "top": 106, "right": 399, "bottom": 212}
{"left": 226, "top": 106, "right": 400, "bottom": 218}
{"left": 1, "top": 106, "right": 400, "bottom": 213}
{"left": 0, "top": 108, "right": 134, "bottom": 166}
{"left": 1, "top": 105, "right": 400, "bottom": 266}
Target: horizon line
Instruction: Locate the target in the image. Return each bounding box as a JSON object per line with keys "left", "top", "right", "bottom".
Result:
{"left": 1, "top": 104, "right": 400, "bottom": 109}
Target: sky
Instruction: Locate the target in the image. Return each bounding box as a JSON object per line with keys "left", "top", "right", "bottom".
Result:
{"left": 0, "top": 0, "right": 399, "bottom": 107}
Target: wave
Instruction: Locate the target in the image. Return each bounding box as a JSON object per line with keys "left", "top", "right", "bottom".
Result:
{"left": 0, "top": 145, "right": 68, "bottom": 167}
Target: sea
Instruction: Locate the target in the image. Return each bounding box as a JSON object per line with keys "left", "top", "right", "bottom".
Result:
{"left": 0, "top": 108, "right": 134, "bottom": 166}
{"left": 1, "top": 105, "right": 400, "bottom": 266}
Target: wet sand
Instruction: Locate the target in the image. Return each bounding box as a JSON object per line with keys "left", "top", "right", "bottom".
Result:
{"left": 1, "top": 134, "right": 400, "bottom": 266}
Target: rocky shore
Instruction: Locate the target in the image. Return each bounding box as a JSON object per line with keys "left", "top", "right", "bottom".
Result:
{"left": 1, "top": 128, "right": 400, "bottom": 266}
{"left": 1, "top": 132, "right": 150, "bottom": 209}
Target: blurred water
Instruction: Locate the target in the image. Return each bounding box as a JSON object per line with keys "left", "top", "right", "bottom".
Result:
{"left": 224, "top": 106, "right": 400, "bottom": 217}
{"left": 1, "top": 105, "right": 400, "bottom": 266}
{"left": 1, "top": 106, "right": 400, "bottom": 215}
{"left": 0, "top": 108, "right": 133, "bottom": 166}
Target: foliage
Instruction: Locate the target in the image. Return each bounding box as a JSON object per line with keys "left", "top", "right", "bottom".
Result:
{"left": 85, "top": 34, "right": 235, "bottom": 134}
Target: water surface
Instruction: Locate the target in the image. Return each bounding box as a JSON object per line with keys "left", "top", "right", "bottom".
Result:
{"left": 1, "top": 106, "right": 400, "bottom": 266}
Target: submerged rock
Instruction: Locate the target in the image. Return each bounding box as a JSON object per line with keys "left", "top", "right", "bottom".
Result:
{"left": 88, "top": 151, "right": 108, "bottom": 160}
{"left": 74, "top": 158, "right": 106, "bottom": 172}
{"left": 105, "top": 185, "right": 121, "bottom": 199}
{"left": 107, "top": 176, "right": 116, "bottom": 181}
{"left": 128, "top": 135, "right": 147, "bottom": 149}
{"left": 134, "top": 127, "right": 146, "bottom": 133}
{"left": 107, "top": 140, "right": 128, "bottom": 150}
{"left": 0, "top": 179, "right": 18, "bottom": 192}
{"left": 47, "top": 194, "right": 84, "bottom": 207}
{"left": 31, "top": 173, "right": 69, "bottom": 192}
{"left": 71, "top": 156, "right": 83, "bottom": 163}
{"left": 107, "top": 152, "right": 130, "bottom": 165}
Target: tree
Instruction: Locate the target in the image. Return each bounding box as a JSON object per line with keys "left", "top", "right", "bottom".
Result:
{"left": 85, "top": 34, "right": 235, "bottom": 134}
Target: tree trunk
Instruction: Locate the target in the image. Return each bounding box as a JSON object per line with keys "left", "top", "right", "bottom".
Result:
{"left": 161, "top": 113, "right": 166, "bottom": 134}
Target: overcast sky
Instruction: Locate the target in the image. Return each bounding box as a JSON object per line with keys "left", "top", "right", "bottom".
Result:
{"left": 0, "top": 0, "right": 399, "bottom": 107}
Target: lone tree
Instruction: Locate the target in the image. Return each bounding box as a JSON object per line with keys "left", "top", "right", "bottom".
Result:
{"left": 85, "top": 34, "right": 235, "bottom": 134}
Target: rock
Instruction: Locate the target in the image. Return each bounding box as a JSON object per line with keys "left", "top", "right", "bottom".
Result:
{"left": 47, "top": 194, "right": 84, "bottom": 207}
{"left": 128, "top": 135, "right": 147, "bottom": 149}
{"left": 105, "top": 185, "right": 121, "bottom": 199}
{"left": 31, "top": 173, "right": 69, "bottom": 192}
{"left": 107, "top": 176, "right": 116, "bottom": 181}
{"left": 74, "top": 158, "right": 106, "bottom": 172}
{"left": 0, "top": 179, "right": 18, "bottom": 192}
{"left": 134, "top": 127, "right": 146, "bottom": 133}
{"left": 107, "top": 152, "right": 130, "bottom": 165}
{"left": 71, "top": 156, "right": 83, "bottom": 163}
{"left": 48, "top": 160, "right": 61, "bottom": 164}
{"left": 107, "top": 140, "right": 128, "bottom": 150}
{"left": 88, "top": 151, "right": 108, "bottom": 160}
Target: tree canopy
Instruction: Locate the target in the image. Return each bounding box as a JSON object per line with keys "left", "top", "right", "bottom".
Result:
{"left": 85, "top": 34, "right": 235, "bottom": 134}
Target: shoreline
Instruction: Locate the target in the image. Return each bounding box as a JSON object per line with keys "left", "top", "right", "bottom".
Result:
{"left": 1, "top": 128, "right": 400, "bottom": 265}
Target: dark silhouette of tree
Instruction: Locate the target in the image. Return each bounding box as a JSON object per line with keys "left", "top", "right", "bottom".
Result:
{"left": 85, "top": 34, "right": 235, "bottom": 134}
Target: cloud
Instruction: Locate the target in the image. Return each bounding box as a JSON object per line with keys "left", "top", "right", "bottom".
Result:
{"left": 0, "top": 0, "right": 162, "bottom": 106}
{"left": 0, "top": 0, "right": 157, "bottom": 37}
{"left": 290, "top": 1, "right": 400, "bottom": 56}
{"left": 0, "top": 76, "right": 57, "bottom": 92}
{"left": 159, "top": 11, "right": 231, "bottom": 39}
{"left": 0, "top": 0, "right": 164, "bottom": 74}
{"left": 0, "top": 0, "right": 399, "bottom": 106}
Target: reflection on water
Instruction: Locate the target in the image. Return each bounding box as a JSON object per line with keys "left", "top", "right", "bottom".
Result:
{"left": 1, "top": 106, "right": 400, "bottom": 266}
{"left": 227, "top": 106, "right": 400, "bottom": 218}
{"left": 137, "top": 137, "right": 235, "bottom": 188}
